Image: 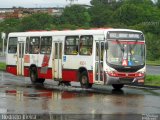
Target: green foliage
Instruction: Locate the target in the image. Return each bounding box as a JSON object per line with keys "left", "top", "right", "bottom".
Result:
{"left": 145, "top": 33, "right": 160, "bottom": 60}
{"left": 156, "top": 0, "right": 160, "bottom": 8}
{"left": 89, "top": 5, "right": 113, "bottom": 27}
{"left": 0, "top": 18, "right": 20, "bottom": 33}
{"left": 19, "top": 13, "right": 53, "bottom": 31}
{"left": 0, "top": 62, "right": 6, "bottom": 71}
{"left": 146, "top": 60, "right": 160, "bottom": 66}
{"left": 145, "top": 75, "right": 160, "bottom": 86}
{"left": 113, "top": 4, "right": 143, "bottom": 26}
{"left": 60, "top": 5, "right": 91, "bottom": 27}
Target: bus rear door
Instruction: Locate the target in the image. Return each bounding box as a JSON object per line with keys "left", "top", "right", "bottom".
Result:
{"left": 17, "top": 37, "right": 25, "bottom": 75}
{"left": 53, "top": 41, "right": 63, "bottom": 80}
{"left": 95, "top": 41, "right": 105, "bottom": 84}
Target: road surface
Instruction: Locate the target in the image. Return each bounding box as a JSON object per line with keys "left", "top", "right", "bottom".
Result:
{"left": 0, "top": 56, "right": 5, "bottom": 63}
{"left": 0, "top": 71, "right": 160, "bottom": 120}
{"left": 146, "top": 65, "right": 160, "bottom": 75}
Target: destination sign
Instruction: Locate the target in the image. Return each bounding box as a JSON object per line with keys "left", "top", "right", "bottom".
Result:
{"left": 107, "top": 31, "right": 144, "bottom": 40}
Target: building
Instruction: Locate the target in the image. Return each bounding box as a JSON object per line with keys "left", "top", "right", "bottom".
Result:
{"left": 0, "top": 7, "right": 64, "bottom": 20}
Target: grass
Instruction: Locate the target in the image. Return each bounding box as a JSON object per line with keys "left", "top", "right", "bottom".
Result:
{"left": 146, "top": 60, "right": 160, "bottom": 66}
{"left": 145, "top": 75, "right": 160, "bottom": 86}
{"left": 0, "top": 62, "right": 6, "bottom": 71}
{"left": 0, "top": 62, "right": 159, "bottom": 87}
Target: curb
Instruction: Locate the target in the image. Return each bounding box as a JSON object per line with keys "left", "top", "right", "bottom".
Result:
{"left": 125, "top": 84, "right": 160, "bottom": 89}
{"left": 0, "top": 69, "right": 6, "bottom": 72}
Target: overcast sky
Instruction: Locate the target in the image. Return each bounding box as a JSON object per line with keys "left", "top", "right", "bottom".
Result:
{"left": 0, "top": 0, "right": 91, "bottom": 8}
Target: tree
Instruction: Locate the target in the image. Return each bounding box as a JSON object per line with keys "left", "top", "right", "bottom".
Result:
{"left": 113, "top": 0, "right": 158, "bottom": 26}
{"left": 60, "top": 5, "right": 91, "bottom": 27}
{"left": 19, "top": 13, "right": 53, "bottom": 31}
{"left": 0, "top": 18, "right": 20, "bottom": 33}
{"left": 156, "top": 0, "right": 160, "bottom": 8}
{"left": 113, "top": 4, "right": 145, "bottom": 26}
{"left": 145, "top": 33, "right": 160, "bottom": 60}
{"left": 89, "top": 0, "right": 124, "bottom": 27}
{"left": 89, "top": 5, "right": 113, "bottom": 27}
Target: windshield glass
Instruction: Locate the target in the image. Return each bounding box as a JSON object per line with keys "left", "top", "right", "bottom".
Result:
{"left": 107, "top": 40, "right": 145, "bottom": 66}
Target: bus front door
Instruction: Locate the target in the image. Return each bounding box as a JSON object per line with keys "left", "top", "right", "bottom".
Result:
{"left": 53, "top": 42, "right": 62, "bottom": 80}
{"left": 95, "top": 41, "right": 105, "bottom": 84}
{"left": 17, "top": 41, "right": 25, "bottom": 75}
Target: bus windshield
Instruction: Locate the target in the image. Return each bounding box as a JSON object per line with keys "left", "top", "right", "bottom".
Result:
{"left": 107, "top": 40, "right": 145, "bottom": 67}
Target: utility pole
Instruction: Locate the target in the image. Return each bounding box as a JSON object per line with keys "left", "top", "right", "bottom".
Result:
{"left": 1, "top": 32, "right": 6, "bottom": 56}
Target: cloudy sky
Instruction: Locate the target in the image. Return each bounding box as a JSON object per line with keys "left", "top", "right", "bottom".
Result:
{"left": 0, "top": 0, "right": 91, "bottom": 8}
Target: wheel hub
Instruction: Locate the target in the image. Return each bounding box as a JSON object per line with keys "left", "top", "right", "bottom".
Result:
{"left": 82, "top": 76, "right": 87, "bottom": 84}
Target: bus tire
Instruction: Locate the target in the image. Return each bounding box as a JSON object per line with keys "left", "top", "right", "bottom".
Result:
{"left": 112, "top": 84, "right": 124, "bottom": 90}
{"left": 38, "top": 78, "right": 45, "bottom": 83}
{"left": 30, "top": 67, "right": 38, "bottom": 83}
{"left": 79, "top": 72, "right": 92, "bottom": 88}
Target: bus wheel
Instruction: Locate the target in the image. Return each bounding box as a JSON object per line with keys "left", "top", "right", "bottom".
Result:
{"left": 79, "top": 72, "right": 92, "bottom": 88}
{"left": 38, "top": 78, "right": 45, "bottom": 83}
{"left": 112, "top": 84, "right": 124, "bottom": 90}
{"left": 30, "top": 67, "right": 38, "bottom": 83}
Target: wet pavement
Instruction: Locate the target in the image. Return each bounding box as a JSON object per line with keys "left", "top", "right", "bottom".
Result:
{"left": 0, "top": 56, "right": 5, "bottom": 63}
{"left": 0, "top": 71, "right": 160, "bottom": 120}
{"left": 146, "top": 65, "right": 160, "bottom": 75}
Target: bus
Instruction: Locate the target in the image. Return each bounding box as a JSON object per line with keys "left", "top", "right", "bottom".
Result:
{"left": 6, "top": 28, "right": 146, "bottom": 89}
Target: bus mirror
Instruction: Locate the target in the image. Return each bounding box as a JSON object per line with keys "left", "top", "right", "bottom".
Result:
{"left": 105, "top": 42, "right": 108, "bottom": 50}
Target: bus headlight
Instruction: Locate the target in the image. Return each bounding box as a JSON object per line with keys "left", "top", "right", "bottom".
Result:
{"left": 107, "top": 71, "right": 117, "bottom": 77}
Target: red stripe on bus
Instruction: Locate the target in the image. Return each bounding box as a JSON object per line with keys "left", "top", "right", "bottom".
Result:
{"left": 62, "top": 69, "right": 78, "bottom": 82}
{"left": 88, "top": 71, "right": 93, "bottom": 84}
{"left": 112, "top": 41, "right": 144, "bottom": 44}
{"left": 24, "top": 67, "right": 52, "bottom": 79}
{"left": 6, "top": 90, "right": 17, "bottom": 94}
{"left": 38, "top": 68, "right": 52, "bottom": 79}
{"left": 62, "top": 69, "right": 93, "bottom": 83}
{"left": 6, "top": 65, "right": 17, "bottom": 75}
{"left": 42, "top": 55, "right": 50, "bottom": 67}
{"left": 24, "top": 67, "right": 29, "bottom": 77}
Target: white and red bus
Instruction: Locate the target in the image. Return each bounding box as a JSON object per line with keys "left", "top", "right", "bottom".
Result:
{"left": 6, "top": 28, "right": 146, "bottom": 89}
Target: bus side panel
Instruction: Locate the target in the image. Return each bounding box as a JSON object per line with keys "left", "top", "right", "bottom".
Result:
{"left": 23, "top": 67, "right": 53, "bottom": 79}
{"left": 38, "top": 54, "right": 53, "bottom": 79}
{"left": 24, "top": 66, "right": 29, "bottom": 77}
{"left": 88, "top": 70, "right": 93, "bottom": 84}
{"left": 62, "top": 69, "right": 77, "bottom": 82}
{"left": 6, "top": 65, "right": 17, "bottom": 75}
{"left": 37, "top": 68, "right": 53, "bottom": 79}
{"left": 62, "top": 70, "right": 93, "bottom": 83}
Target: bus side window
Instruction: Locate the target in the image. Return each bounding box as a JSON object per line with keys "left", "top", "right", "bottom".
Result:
{"left": 40, "top": 36, "right": 52, "bottom": 54}
{"left": 65, "top": 36, "right": 79, "bottom": 55}
{"left": 8, "top": 37, "right": 18, "bottom": 54}
{"left": 79, "top": 35, "right": 93, "bottom": 56}
{"left": 29, "top": 37, "right": 40, "bottom": 54}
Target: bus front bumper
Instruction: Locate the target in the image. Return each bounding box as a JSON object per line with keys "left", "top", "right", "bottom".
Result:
{"left": 105, "top": 74, "right": 145, "bottom": 85}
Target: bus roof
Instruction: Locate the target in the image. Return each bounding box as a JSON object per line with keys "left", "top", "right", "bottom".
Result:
{"left": 8, "top": 28, "right": 143, "bottom": 37}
